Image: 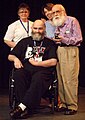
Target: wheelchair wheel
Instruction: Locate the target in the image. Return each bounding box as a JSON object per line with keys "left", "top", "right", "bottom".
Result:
{"left": 9, "top": 77, "right": 15, "bottom": 109}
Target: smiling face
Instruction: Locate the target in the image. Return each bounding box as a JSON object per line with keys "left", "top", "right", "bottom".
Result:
{"left": 44, "top": 8, "right": 53, "bottom": 20}
{"left": 52, "top": 4, "right": 67, "bottom": 26}
{"left": 31, "top": 20, "right": 46, "bottom": 41}
{"left": 42, "top": 3, "right": 54, "bottom": 21}
{"left": 18, "top": 8, "right": 30, "bottom": 22}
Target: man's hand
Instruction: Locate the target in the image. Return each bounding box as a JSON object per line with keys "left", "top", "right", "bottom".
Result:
{"left": 53, "top": 35, "right": 62, "bottom": 44}
{"left": 14, "top": 58, "right": 23, "bottom": 68}
{"left": 29, "top": 58, "right": 38, "bottom": 66}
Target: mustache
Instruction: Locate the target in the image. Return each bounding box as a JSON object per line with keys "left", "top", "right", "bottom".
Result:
{"left": 53, "top": 16, "right": 60, "bottom": 19}
{"left": 31, "top": 31, "right": 45, "bottom": 41}
{"left": 32, "top": 31, "right": 42, "bottom": 35}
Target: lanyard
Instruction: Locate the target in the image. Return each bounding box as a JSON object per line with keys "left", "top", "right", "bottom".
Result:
{"left": 34, "top": 41, "right": 43, "bottom": 48}
{"left": 20, "top": 19, "right": 29, "bottom": 36}
{"left": 34, "top": 40, "right": 43, "bottom": 54}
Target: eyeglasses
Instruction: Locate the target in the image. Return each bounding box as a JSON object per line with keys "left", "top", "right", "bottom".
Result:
{"left": 33, "top": 27, "right": 43, "bottom": 30}
{"left": 53, "top": 10, "right": 63, "bottom": 14}
{"left": 19, "top": 11, "right": 28, "bottom": 14}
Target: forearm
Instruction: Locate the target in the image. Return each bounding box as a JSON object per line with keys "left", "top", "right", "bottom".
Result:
{"left": 8, "top": 54, "right": 17, "bottom": 62}
{"left": 38, "top": 59, "right": 57, "bottom": 67}
{"left": 4, "top": 40, "right": 16, "bottom": 48}
{"left": 29, "top": 58, "right": 57, "bottom": 67}
{"left": 61, "top": 36, "right": 82, "bottom": 46}
{"left": 8, "top": 55, "right": 23, "bottom": 68}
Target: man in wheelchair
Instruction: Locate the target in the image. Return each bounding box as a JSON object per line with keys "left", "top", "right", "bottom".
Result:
{"left": 8, "top": 20, "right": 57, "bottom": 119}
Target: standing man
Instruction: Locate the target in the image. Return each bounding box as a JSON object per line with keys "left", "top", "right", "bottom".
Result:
{"left": 8, "top": 20, "right": 57, "bottom": 119}
{"left": 52, "top": 4, "right": 83, "bottom": 115}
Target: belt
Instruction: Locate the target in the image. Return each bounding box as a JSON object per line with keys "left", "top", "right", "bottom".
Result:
{"left": 57, "top": 43, "right": 77, "bottom": 47}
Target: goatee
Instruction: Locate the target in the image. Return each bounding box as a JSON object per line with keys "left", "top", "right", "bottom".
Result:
{"left": 31, "top": 32, "right": 45, "bottom": 41}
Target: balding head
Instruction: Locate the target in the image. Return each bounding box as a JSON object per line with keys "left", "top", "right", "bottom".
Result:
{"left": 31, "top": 20, "right": 46, "bottom": 41}
{"left": 32, "top": 20, "right": 46, "bottom": 29}
{"left": 52, "top": 4, "right": 66, "bottom": 13}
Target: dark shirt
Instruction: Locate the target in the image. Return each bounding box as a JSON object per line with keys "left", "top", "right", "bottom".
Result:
{"left": 10, "top": 36, "right": 57, "bottom": 72}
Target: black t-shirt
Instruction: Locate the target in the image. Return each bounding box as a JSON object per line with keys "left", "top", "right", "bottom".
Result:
{"left": 10, "top": 36, "right": 57, "bottom": 72}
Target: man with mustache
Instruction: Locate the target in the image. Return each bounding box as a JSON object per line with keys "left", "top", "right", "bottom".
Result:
{"left": 52, "top": 4, "right": 83, "bottom": 115}
{"left": 8, "top": 20, "right": 57, "bottom": 119}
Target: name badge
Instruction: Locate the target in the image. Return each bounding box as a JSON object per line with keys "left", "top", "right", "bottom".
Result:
{"left": 34, "top": 56, "right": 42, "bottom": 62}
{"left": 65, "top": 30, "right": 70, "bottom": 34}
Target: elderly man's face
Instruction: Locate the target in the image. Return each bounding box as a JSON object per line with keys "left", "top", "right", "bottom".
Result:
{"left": 52, "top": 5, "right": 66, "bottom": 27}
{"left": 32, "top": 20, "right": 46, "bottom": 41}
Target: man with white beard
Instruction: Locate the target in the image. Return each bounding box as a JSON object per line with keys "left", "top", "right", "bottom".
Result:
{"left": 8, "top": 20, "right": 57, "bottom": 119}
{"left": 52, "top": 4, "right": 83, "bottom": 115}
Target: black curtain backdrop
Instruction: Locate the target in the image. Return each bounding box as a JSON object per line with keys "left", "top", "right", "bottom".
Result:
{"left": 0, "top": 0, "right": 85, "bottom": 88}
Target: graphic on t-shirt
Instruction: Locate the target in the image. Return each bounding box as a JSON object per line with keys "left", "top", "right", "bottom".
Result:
{"left": 25, "top": 46, "right": 33, "bottom": 59}
{"left": 33, "top": 46, "right": 45, "bottom": 61}
{"left": 25, "top": 46, "right": 45, "bottom": 61}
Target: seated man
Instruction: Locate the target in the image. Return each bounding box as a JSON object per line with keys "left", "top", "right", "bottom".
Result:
{"left": 8, "top": 20, "right": 57, "bottom": 119}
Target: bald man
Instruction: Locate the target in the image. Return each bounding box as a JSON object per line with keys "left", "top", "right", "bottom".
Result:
{"left": 8, "top": 20, "right": 57, "bottom": 119}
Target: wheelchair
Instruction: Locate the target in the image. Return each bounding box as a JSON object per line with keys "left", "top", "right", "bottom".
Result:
{"left": 9, "top": 68, "right": 58, "bottom": 114}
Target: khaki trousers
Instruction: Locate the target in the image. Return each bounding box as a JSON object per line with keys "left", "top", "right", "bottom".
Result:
{"left": 57, "top": 46, "right": 79, "bottom": 110}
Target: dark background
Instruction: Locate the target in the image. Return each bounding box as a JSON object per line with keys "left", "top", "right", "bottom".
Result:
{"left": 0, "top": 0, "right": 85, "bottom": 88}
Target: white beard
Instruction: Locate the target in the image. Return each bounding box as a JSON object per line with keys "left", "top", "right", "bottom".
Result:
{"left": 53, "top": 15, "right": 66, "bottom": 27}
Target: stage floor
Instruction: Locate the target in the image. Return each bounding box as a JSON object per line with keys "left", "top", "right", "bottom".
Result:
{"left": 0, "top": 87, "right": 85, "bottom": 120}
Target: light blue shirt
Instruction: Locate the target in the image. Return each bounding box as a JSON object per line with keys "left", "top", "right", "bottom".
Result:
{"left": 45, "top": 20, "right": 56, "bottom": 39}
